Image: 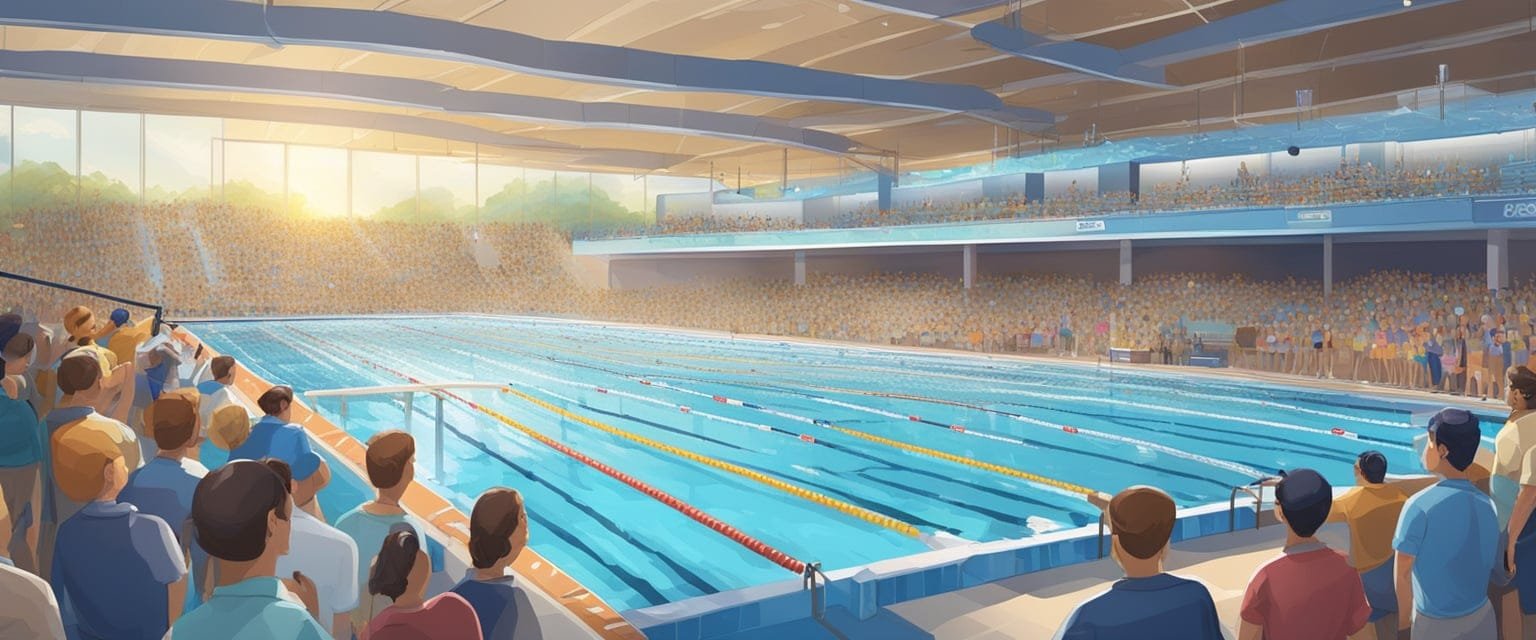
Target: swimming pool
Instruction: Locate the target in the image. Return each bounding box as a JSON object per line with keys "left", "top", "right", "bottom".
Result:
{"left": 186, "top": 316, "right": 1502, "bottom": 613}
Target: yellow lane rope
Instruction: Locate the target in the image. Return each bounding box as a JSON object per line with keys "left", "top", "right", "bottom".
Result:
{"left": 502, "top": 387, "right": 923, "bottom": 538}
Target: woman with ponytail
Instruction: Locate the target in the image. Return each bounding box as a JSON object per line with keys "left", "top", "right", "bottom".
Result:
{"left": 365, "top": 525, "right": 482, "bottom": 640}
{"left": 451, "top": 489, "right": 537, "bottom": 640}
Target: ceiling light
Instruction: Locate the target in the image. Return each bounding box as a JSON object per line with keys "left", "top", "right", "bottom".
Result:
{"left": 1402, "top": 0, "right": 1411, "bottom": 5}
{"left": 837, "top": 3, "right": 850, "bottom": 13}
{"left": 762, "top": 21, "right": 783, "bottom": 29}
{"left": 881, "top": 19, "right": 889, "bottom": 27}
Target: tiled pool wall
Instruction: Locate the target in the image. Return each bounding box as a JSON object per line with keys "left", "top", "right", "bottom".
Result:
{"left": 630, "top": 500, "right": 1258, "bottom": 640}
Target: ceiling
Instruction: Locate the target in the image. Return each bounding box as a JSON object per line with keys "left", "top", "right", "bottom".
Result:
{"left": 0, "top": 0, "right": 1531, "bottom": 184}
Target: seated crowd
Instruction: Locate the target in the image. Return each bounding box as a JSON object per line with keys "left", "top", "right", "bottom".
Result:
{"left": 577, "top": 160, "right": 1502, "bottom": 239}
{"left": 0, "top": 309, "right": 534, "bottom": 639}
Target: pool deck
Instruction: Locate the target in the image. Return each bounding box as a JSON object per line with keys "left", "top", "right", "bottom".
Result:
{"left": 887, "top": 518, "right": 1347, "bottom": 640}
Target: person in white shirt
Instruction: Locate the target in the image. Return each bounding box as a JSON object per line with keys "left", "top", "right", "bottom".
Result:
{"left": 195, "top": 356, "right": 237, "bottom": 430}
{"left": 0, "top": 484, "right": 66, "bottom": 640}
{"left": 265, "top": 455, "right": 359, "bottom": 640}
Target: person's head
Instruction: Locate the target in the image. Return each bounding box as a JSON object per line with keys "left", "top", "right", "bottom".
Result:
{"left": 364, "top": 430, "right": 415, "bottom": 499}
{"left": 257, "top": 385, "right": 294, "bottom": 421}
{"left": 191, "top": 460, "right": 293, "bottom": 563}
{"left": 1509, "top": 366, "right": 1536, "bottom": 412}
{"left": 1, "top": 315, "right": 33, "bottom": 376}
{"left": 62, "top": 306, "right": 99, "bottom": 346}
{"left": 108, "top": 309, "right": 129, "bottom": 329}
{"left": 54, "top": 423, "right": 129, "bottom": 503}
{"left": 1274, "top": 468, "right": 1331, "bottom": 538}
{"left": 1423, "top": 408, "right": 1481, "bottom": 475}
{"left": 369, "top": 524, "right": 430, "bottom": 603}
{"left": 1355, "top": 450, "right": 1388, "bottom": 485}
{"left": 208, "top": 404, "right": 252, "bottom": 451}
{"left": 148, "top": 394, "right": 201, "bottom": 455}
{"left": 56, "top": 351, "right": 103, "bottom": 401}
{"left": 1107, "top": 486, "right": 1176, "bottom": 570}
{"left": 468, "top": 488, "right": 528, "bottom": 571}
{"left": 210, "top": 355, "right": 237, "bottom": 385}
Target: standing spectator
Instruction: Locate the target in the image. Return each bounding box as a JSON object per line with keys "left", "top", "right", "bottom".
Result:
{"left": 0, "top": 483, "right": 66, "bottom": 639}
{"left": 270, "top": 452, "right": 360, "bottom": 640}
{"left": 1239, "top": 468, "right": 1370, "bottom": 640}
{"left": 1394, "top": 408, "right": 1500, "bottom": 638}
{"left": 0, "top": 316, "right": 43, "bottom": 573}
{"left": 168, "top": 460, "right": 326, "bottom": 640}
{"left": 452, "top": 488, "right": 540, "bottom": 640}
{"left": 1494, "top": 367, "right": 1536, "bottom": 638}
{"left": 336, "top": 430, "right": 442, "bottom": 628}
{"left": 1054, "top": 486, "right": 1224, "bottom": 640}
{"left": 41, "top": 353, "right": 143, "bottom": 573}
{"left": 1324, "top": 451, "right": 1410, "bottom": 640}
{"left": 366, "top": 525, "right": 483, "bottom": 640}
{"left": 50, "top": 424, "right": 187, "bottom": 639}
{"left": 119, "top": 394, "right": 210, "bottom": 611}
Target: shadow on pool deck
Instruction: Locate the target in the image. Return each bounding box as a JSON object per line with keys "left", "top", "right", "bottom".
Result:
{"left": 886, "top": 518, "right": 1344, "bottom": 640}
{"left": 709, "top": 606, "right": 936, "bottom": 640}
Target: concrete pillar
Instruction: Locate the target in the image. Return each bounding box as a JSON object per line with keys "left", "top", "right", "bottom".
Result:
{"left": 1098, "top": 162, "right": 1141, "bottom": 200}
{"left": 794, "top": 250, "right": 806, "bottom": 287}
{"left": 1024, "top": 173, "right": 1045, "bottom": 203}
{"left": 1489, "top": 229, "right": 1511, "bottom": 291}
{"left": 1322, "top": 235, "right": 1334, "bottom": 299}
{"left": 877, "top": 174, "right": 893, "bottom": 211}
{"left": 1119, "top": 239, "right": 1132, "bottom": 286}
{"left": 963, "top": 244, "right": 977, "bottom": 289}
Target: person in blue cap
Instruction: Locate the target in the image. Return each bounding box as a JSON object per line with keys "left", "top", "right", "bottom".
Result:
{"left": 1394, "top": 408, "right": 1500, "bottom": 638}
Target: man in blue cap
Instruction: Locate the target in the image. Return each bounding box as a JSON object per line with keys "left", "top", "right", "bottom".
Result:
{"left": 1394, "top": 408, "right": 1500, "bottom": 638}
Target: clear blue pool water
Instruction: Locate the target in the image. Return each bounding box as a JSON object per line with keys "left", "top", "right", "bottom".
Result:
{"left": 186, "top": 316, "right": 1506, "bottom": 612}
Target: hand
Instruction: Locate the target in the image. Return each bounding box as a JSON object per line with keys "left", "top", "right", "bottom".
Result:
{"left": 1508, "top": 544, "right": 1518, "bottom": 579}
{"left": 282, "top": 571, "right": 321, "bottom": 623}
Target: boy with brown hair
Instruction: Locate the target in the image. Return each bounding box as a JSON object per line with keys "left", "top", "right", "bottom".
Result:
{"left": 335, "top": 430, "right": 443, "bottom": 627}
{"left": 1054, "top": 486, "right": 1225, "bottom": 640}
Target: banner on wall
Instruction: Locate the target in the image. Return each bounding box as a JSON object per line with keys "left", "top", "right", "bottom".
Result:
{"left": 1075, "top": 220, "right": 1106, "bottom": 232}
{"left": 1474, "top": 197, "right": 1536, "bottom": 222}
{"left": 1285, "top": 209, "right": 1332, "bottom": 226}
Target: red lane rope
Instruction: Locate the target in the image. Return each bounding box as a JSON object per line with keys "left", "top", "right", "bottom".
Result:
{"left": 286, "top": 328, "right": 808, "bottom": 575}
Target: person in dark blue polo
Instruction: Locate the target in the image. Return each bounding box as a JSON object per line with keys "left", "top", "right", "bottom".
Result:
{"left": 228, "top": 386, "right": 319, "bottom": 503}
{"left": 1053, "top": 486, "right": 1225, "bottom": 640}
{"left": 51, "top": 421, "right": 186, "bottom": 640}
{"left": 120, "top": 394, "right": 210, "bottom": 611}
{"left": 452, "top": 488, "right": 537, "bottom": 640}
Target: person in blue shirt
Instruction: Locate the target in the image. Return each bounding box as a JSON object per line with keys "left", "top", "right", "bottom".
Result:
{"left": 51, "top": 421, "right": 186, "bottom": 640}
{"left": 1393, "top": 408, "right": 1500, "bottom": 638}
{"left": 229, "top": 385, "right": 323, "bottom": 519}
{"left": 452, "top": 488, "right": 538, "bottom": 640}
{"left": 169, "top": 460, "right": 325, "bottom": 640}
{"left": 1053, "top": 486, "right": 1225, "bottom": 640}
{"left": 0, "top": 316, "right": 43, "bottom": 574}
{"left": 119, "top": 394, "right": 211, "bottom": 610}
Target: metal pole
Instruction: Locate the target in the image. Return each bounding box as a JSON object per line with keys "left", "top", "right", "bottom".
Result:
{"left": 340, "top": 397, "right": 349, "bottom": 428}
{"left": 435, "top": 394, "right": 445, "bottom": 478}
{"left": 402, "top": 392, "right": 414, "bottom": 435}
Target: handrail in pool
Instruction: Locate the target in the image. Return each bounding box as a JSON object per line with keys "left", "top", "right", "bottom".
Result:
{"left": 290, "top": 328, "right": 815, "bottom": 576}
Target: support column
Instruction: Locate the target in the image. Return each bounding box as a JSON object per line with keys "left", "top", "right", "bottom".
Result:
{"left": 794, "top": 250, "right": 806, "bottom": 287}
{"left": 963, "top": 244, "right": 977, "bottom": 289}
{"left": 877, "top": 174, "right": 893, "bottom": 211}
{"left": 1024, "top": 173, "right": 1045, "bottom": 203}
{"left": 1119, "top": 240, "right": 1133, "bottom": 286}
{"left": 1489, "top": 229, "right": 1511, "bottom": 291}
{"left": 1323, "top": 235, "right": 1334, "bottom": 299}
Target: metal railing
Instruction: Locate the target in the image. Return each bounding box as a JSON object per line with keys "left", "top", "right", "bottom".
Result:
{"left": 1229, "top": 484, "right": 1266, "bottom": 532}
{"left": 305, "top": 382, "right": 507, "bottom": 479}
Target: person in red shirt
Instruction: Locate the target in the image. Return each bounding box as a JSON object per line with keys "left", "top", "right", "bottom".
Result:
{"left": 1239, "top": 468, "right": 1370, "bottom": 640}
{"left": 364, "top": 525, "right": 482, "bottom": 640}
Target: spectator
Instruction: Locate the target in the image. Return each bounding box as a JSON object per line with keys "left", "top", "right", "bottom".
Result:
{"left": 452, "top": 488, "right": 539, "bottom": 640}
{"left": 57, "top": 306, "right": 134, "bottom": 419}
{"left": 1239, "top": 468, "right": 1369, "bottom": 640}
{"left": 42, "top": 352, "right": 142, "bottom": 557}
{"left": 229, "top": 386, "right": 322, "bottom": 517}
{"left": 50, "top": 423, "right": 187, "bottom": 639}
{"left": 336, "top": 429, "right": 442, "bottom": 628}
{"left": 1054, "top": 486, "right": 1224, "bottom": 640}
{"left": 366, "top": 525, "right": 483, "bottom": 640}
{"left": 0, "top": 483, "right": 66, "bottom": 639}
{"left": 0, "top": 316, "right": 43, "bottom": 573}
{"left": 196, "top": 355, "right": 238, "bottom": 429}
{"left": 1494, "top": 366, "right": 1536, "bottom": 637}
{"left": 268, "top": 452, "right": 360, "bottom": 640}
{"left": 1394, "top": 408, "right": 1500, "bottom": 638}
{"left": 119, "top": 394, "right": 210, "bottom": 610}
{"left": 207, "top": 404, "right": 252, "bottom": 453}
{"left": 1325, "top": 451, "right": 1409, "bottom": 640}
{"left": 168, "top": 460, "right": 325, "bottom": 640}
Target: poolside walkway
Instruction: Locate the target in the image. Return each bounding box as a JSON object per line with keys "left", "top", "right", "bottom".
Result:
{"left": 886, "top": 519, "right": 1347, "bottom": 640}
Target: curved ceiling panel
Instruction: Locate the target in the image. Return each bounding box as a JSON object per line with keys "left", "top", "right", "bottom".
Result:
{"left": 0, "top": 50, "right": 867, "bottom": 157}
{"left": 971, "top": 0, "right": 1461, "bottom": 88}
{"left": 0, "top": 0, "right": 1055, "bottom": 130}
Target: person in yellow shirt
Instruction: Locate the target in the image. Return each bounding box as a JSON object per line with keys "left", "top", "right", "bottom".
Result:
{"left": 1327, "top": 451, "right": 1410, "bottom": 640}
{"left": 1493, "top": 366, "right": 1536, "bottom": 639}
